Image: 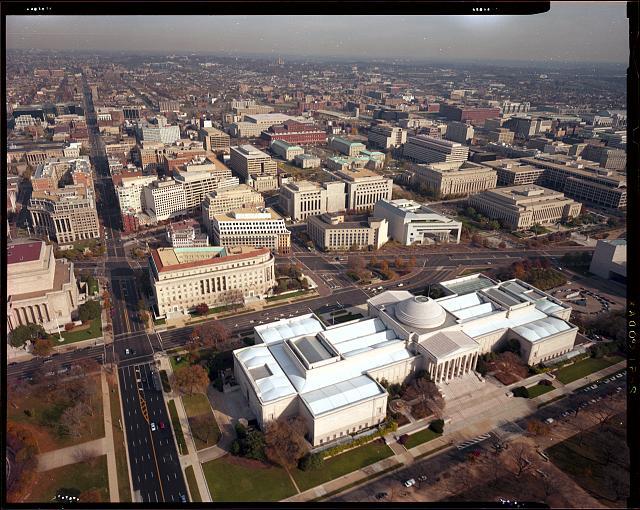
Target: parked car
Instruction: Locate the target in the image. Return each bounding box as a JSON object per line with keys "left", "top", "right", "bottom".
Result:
{"left": 404, "top": 479, "right": 416, "bottom": 487}
{"left": 544, "top": 418, "right": 554, "bottom": 424}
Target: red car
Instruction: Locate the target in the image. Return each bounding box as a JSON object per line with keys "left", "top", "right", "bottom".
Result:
{"left": 159, "top": 421, "right": 166, "bottom": 430}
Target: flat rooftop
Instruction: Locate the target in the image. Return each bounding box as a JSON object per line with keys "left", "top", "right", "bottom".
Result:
{"left": 8, "top": 241, "right": 44, "bottom": 265}
{"left": 439, "top": 274, "right": 497, "bottom": 295}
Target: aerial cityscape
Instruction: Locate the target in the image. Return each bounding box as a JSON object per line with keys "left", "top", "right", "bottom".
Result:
{"left": 4, "top": 3, "right": 631, "bottom": 507}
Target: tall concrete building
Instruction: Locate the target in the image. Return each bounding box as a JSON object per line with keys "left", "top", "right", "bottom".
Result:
{"left": 142, "top": 179, "right": 187, "bottom": 222}
{"left": 482, "top": 159, "right": 545, "bottom": 186}
{"left": 403, "top": 135, "right": 469, "bottom": 164}
{"left": 229, "top": 145, "right": 278, "bottom": 192}
{"left": 200, "top": 127, "right": 231, "bottom": 153}
{"left": 7, "top": 240, "right": 82, "bottom": 333}
{"left": 367, "top": 124, "right": 407, "bottom": 150}
{"left": 279, "top": 180, "right": 347, "bottom": 221}
{"left": 444, "top": 121, "right": 474, "bottom": 144}
{"left": 589, "top": 239, "right": 626, "bottom": 284}
{"left": 413, "top": 161, "right": 497, "bottom": 197}
{"left": 142, "top": 116, "right": 181, "bottom": 144}
{"left": 487, "top": 128, "right": 515, "bottom": 145}
{"left": 333, "top": 168, "right": 394, "bottom": 212}
{"left": 114, "top": 173, "right": 158, "bottom": 213}
{"left": 202, "top": 185, "right": 265, "bottom": 232}
{"left": 270, "top": 140, "right": 304, "bottom": 161}
{"left": 579, "top": 145, "right": 626, "bottom": 171}
{"left": 373, "top": 199, "right": 462, "bottom": 245}
{"left": 29, "top": 185, "right": 101, "bottom": 245}
{"left": 209, "top": 207, "right": 291, "bottom": 255}
{"left": 172, "top": 156, "right": 237, "bottom": 214}
{"left": 307, "top": 212, "right": 388, "bottom": 251}
{"left": 468, "top": 185, "right": 582, "bottom": 230}
{"left": 149, "top": 246, "right": 276, "bottom": 318}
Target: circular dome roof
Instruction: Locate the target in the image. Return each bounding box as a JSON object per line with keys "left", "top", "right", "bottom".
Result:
{"left": 395, "top": 295, "right": 447, "bottom": 329}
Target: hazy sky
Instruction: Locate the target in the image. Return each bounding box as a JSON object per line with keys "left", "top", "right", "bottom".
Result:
{"left": 6, "top": 2, "right": 628, "bottom": 63}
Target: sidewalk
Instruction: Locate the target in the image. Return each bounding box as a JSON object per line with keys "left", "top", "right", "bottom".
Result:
{"left": 283, "top": 360, "right": 627, "bottom": 502}
{"left": 100, "top": 370, "right": 120, "bottom": 502}
{"left": 156, "top": 355, "right": 212, "bottom": 502}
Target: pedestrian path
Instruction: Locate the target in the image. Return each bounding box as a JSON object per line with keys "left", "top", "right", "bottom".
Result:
{"left": 456, "top": 432, "right": 492, "bottom": 450}
{"left": 37, "top": 437, "right": 107, "bottom": 472}
{"left": 100, "top": 370, "right": 120, "bottom": 502}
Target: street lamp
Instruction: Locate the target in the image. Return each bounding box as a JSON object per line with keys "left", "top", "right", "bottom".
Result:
{"left": 54, "top": 311, "right": 64, "bottom": 343}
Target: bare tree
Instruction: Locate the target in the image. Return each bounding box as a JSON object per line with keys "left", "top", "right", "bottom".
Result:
{"left": 264, "top": 416, "right": 309, "bottom": 469}
{"left": 509, "top": 443, "right": 533, "bottom": 478}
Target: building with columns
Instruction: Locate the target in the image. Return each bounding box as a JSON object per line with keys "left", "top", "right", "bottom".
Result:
{"left": 233, "top": 273, "right": 577, "bottom": 447}
{"left": 7, "top": 240, "right": 82, "bottom": 334}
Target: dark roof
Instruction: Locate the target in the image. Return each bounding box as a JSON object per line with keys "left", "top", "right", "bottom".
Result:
{"left": 8, "top": 242, "right": 43, "bottom": 265}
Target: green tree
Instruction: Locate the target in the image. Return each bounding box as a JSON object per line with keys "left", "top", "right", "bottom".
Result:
{"left": 78, "top": 300, "right": 101, "bottom": 322}
{"left": 9, "top": 324, "right": 47, "bottom": 347}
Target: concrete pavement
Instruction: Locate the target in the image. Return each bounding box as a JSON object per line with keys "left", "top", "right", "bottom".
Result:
{"left": 100, "top": 370, "right": 120, "bottom": 502}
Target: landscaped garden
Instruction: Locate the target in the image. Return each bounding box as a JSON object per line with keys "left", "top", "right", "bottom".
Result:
{"left": 554, "top": 355, "right": 624, "bottom": 384}
{"left": 403, "top": 427, "right": 442, "bottom": 450}
{"left": 167, "top": 399, "right": 188, "bottom": 455}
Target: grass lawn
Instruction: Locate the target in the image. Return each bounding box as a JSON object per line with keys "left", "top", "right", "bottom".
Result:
{"left": 170, "top": 354, "right": 190, "bottom": 371}
{"left": 154, "top": 318, "right": 166, "bottom": 326}
{"left": 167, "top": 399, "right": 188, "bottom": 455}
{"left": 182, "top": 393, "right": 220, "bottom": 450}
{"left": 108, "top": 375, "right": 132, "bottom": 502}
{"left": 526, "top": 383, "right": 555, "bottom": 398}
{"left": 57, "top": 316, "right": 103, "bottom": 344}
{"left": 184, "top": 465, "right": 201, "bottom": 502}
{"left": 202, "top": 455, "right": 297, "bottom": 502}
{"left": 159, "top": 370, "right": 171, "bottom": 393}
{"left": 404, "top": 428, "right": 442, "bottom": 450}
{"left": 554, "top": 356, "right": 624, "bottom": 384}
{"left": 292, "top": 439, "right": 394, "bottom": 492}
{"left": 266, "top": 290, "right": 309, "bottom": 302}
{"left": 8, "top": 374, "right": 105, "bottom": 452}
{"left": 26, "top": 455, "right": 109, "bottom": 503}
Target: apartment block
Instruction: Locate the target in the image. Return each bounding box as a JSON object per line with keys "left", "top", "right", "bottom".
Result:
{"left": 279, "top": 180, "right": 346, "bottom": 221}
{"left": 468, "top": 185, "right": 582, "bottom": 230}
{"left": 209, "top": 207, "right": 291, "bottom": 255}
{"left": 307, "top": 213, "right": 389, "bottom": 251}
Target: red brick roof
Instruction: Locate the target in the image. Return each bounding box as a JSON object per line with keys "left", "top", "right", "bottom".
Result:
{"left": 151, "top": 247, "right": 270, "bottom": 273}
{"left": 8, "top": 241, "right": 43, "bottom": 265}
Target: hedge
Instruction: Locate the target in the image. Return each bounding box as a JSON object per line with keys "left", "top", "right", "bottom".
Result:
{"left": 320, "top": 420, "right": 398, "bottom": 460}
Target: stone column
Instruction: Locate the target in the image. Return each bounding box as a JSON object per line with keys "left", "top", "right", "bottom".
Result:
{"left": 473, "top": 352, "right": 479, "bottom": 371}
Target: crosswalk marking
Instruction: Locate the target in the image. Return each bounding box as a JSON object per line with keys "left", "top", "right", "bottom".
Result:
{"left": 457, "top": 432, "right": 492, "bottom": 450}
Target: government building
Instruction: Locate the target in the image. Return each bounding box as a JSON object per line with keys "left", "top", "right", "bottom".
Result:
{"left": 8, "top": 240, "right": 82, "bottom": 333}
{"left": 233, "top": 273, "right": 577, "bottom": 446}
{"left": 149, "top": 245, "right": 276, "bottom": 319}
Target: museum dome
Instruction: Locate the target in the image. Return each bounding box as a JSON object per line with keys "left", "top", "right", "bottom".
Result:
{"left": 395, "top": 295, "right": 447, "bottom": 329}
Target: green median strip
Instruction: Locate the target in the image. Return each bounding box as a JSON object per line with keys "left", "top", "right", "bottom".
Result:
{"left": 405, "top": 428, "right": 441, "bottom": 450}
{"left": 167, "top": 399, "right": 188, "bottom": 455}
{"left": 184, "top": 465, "right": 202, "bottom": 502}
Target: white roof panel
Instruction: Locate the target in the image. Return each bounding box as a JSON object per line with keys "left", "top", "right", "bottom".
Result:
{"left": 236, "top": 345, "right": 297, "bottom": 402}
{"left": 301, "top": 374, "right": 383, "bottom": 416}
{"left": 255, "top": 314, "right": 324, "bottom": 345}
{"left": 512, "top": 316, "right": 572, "bottom": 343}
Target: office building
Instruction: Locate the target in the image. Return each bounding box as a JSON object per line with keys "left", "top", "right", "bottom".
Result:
{"left": 270, "top": 140, "right": 304, "bottom": 161}
{"left": 143, "top": 179, "right": 187, "bottom": 222}
{"left": 173, "top": 156, "right": 237, "bottom": 214}
{"left": 149, "top": 245, "right": 276, "bottom": 318}
{"left": 367, "top": 125, "right": 407, "bottom": 150}
{"left": 329, "top": 136, "right": 366, "bottom": 157}
{"left": 7, "top": 141, "right": 67, "bottom": 165}
{"left": 307, "top": 213, "right": 388, "bottom": 251}
{"left": 279, "top": 180, "right": 346, "bottom": 221}
{"left": 403, "top": 135, "right": 469, "bottom": 164}
{"left": 333, "top": 168, "right": 393, "bottom": 212}
{"left": 32, "top": 156, "right": 92, "bottom": 192}
{"left": 487, "top": 128, "right": 515, "bottom": 145}
{"left": 413, "top": 161, "right": 497, "bottom": 197}
{"left": 29, "top": 185, "right": 100, "bottom": 245}
{"left": 444, "top": 121, "right": 474, "bottom": 144}
{"left": 482, "top": 159, "right": 545, "bottom": 186}
{"left": 200, "top": 127, "right": 231, "bottom": 153}
{"left": 439, "top": 104, "right": 501, "bottom": 125}
{"left": 261, "top": 120, "right": 327, "bottom": 145}
{"left": 589, "top": 239, "right": 626, "bottom": 284}
{"left": 229, "top": 113, "right": 294, "bottom": 138}
{"left": 521, "top": 156, "right": 627, "bottom": 209}
{"left": 166, "top": 219, "right": 209, "bottom": 248}
{"left": 7, "top": 240, "right": 82, "bottom": 334}
{"left": 373, "top": 199, "right": 462, "bottom": 245}
{"left": 579, "top": 145, "right": 626, "bottom": 171}
{"left": 468, "top": 185, "right": 581, "bottom": 230}
{"left": 233, "top": 273, "right": 577, "bottom": 446}
{"left": 208, "top": 207, "right": 291, "bottom": 255}
{"left": 114, "top": 173, "right": 158, "bottom": 213}
{"left": 142, "top": 116, "right": 181, "bottom": 144}
{"left": 229, "top": 145, "right": 278, "bottom": 192}
{"left": 294, "top": 153, "right": 321, "bottom": 169}
{"left": 202, "top": 185, "right": 265, "bottom": 232}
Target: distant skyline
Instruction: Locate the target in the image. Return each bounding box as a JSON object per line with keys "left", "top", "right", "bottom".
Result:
{"left": 6, "top": 3, "right": 628, "bottom": 64}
